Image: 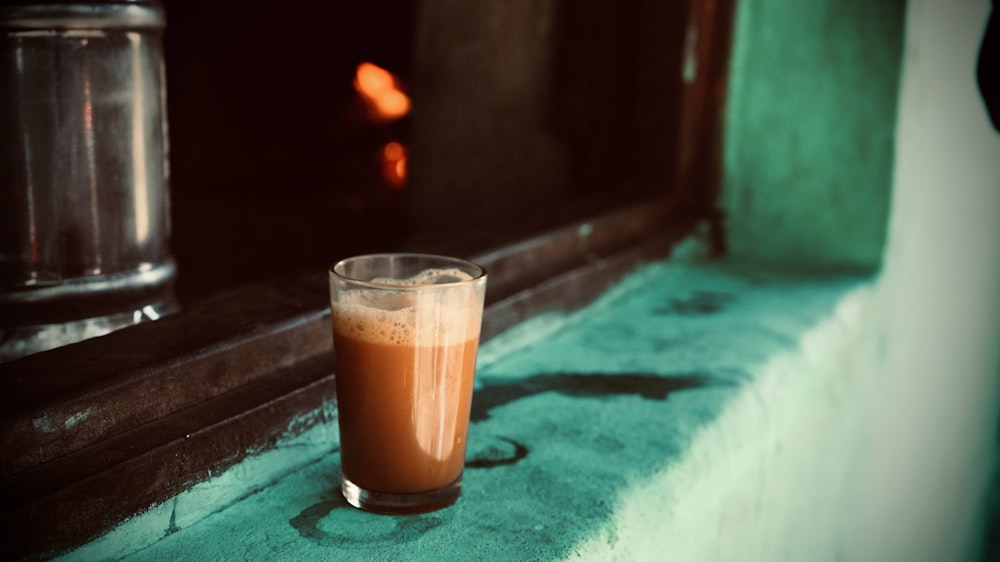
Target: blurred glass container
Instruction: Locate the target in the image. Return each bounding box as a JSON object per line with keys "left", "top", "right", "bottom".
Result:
{"left": 0, "top": 0, "right": 177, "bottom": 362}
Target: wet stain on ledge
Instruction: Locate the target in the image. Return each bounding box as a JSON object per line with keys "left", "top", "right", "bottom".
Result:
{"left": 471, "top": 372, "right": 722, "bottom": 423}
{"left": 654, "top": 290, "right": 735, "bottom": 315}
{"left": 466, "top": 436, "right": 528, "bottom": 469}
{"left": 290, "top": 498, "right": 449, "bottom": 548}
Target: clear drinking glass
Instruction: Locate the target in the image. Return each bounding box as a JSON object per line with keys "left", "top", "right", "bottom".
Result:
{"left": 329, "top": 253, "right": 487, "bottom": 514}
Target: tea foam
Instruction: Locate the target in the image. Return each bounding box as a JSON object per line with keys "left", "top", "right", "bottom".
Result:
{"left": 332, "top": 268, "right": 483, "bottom": 347}
{"left": 370, "top": 267, "right": 473, "bottom": 287}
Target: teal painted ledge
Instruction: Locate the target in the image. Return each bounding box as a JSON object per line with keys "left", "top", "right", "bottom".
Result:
{"left": 62, "top": 244, "right": 875, "bottom": 561}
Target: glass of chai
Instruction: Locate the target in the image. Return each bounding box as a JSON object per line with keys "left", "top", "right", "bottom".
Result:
{"left": 329, "top": 253, "right": 487, "bottom": 514}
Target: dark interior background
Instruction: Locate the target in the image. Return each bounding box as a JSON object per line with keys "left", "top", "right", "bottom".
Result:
{"left": 161, "top": 0, "right": 688, "bottom": 305}
{"left": 162, "top": 1, "right": 416, "bottom": 303}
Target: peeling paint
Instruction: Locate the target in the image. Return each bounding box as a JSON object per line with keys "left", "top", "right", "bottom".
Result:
{"left": 32, "top": 415, "right": 56, "bottom": 434}
{"left": 682, "top": 25, "right": 699, "bottom": 83}
{"left": 64, "top": 409, "right": 90, "bottom": 430}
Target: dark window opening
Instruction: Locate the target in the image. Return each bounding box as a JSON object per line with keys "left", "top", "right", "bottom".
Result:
{"left": 162, "top": 0, "right": 708, "bottom": 304}
{"left": 163, "top": 1, "right": 418, "bottom": 303}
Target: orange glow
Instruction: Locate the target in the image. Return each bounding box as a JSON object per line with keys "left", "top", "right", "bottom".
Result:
{"left": 354, "top": 62, "right": 411, "bottom": 122}
{"left": 383, "top": 141, "right": 404, "bottom": 160}
{"left": 379, "top": 141, "right": 408, "bottom": 189}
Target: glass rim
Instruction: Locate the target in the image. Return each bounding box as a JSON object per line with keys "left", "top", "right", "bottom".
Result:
{"left": 329, "top": 252, "right": 487, "bottom": 290}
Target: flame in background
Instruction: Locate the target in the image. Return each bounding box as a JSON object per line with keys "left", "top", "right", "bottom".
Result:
{"left": 354, "top": 62, "right": 410, "bottom": 188}
{"left": 380, "top": 141, "right": 407, "bottom": 189}
{"left": 354, "top": 62, "right": 410, "bottom": 122}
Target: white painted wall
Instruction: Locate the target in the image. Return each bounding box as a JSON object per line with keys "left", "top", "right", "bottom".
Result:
{"left": 852, "top": 0, "right": 1000, "bottom": 559}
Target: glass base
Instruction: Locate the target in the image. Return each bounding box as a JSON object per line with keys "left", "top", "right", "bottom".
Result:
{"left": 341, "top": 476, "right": 462, "bottom": 515}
